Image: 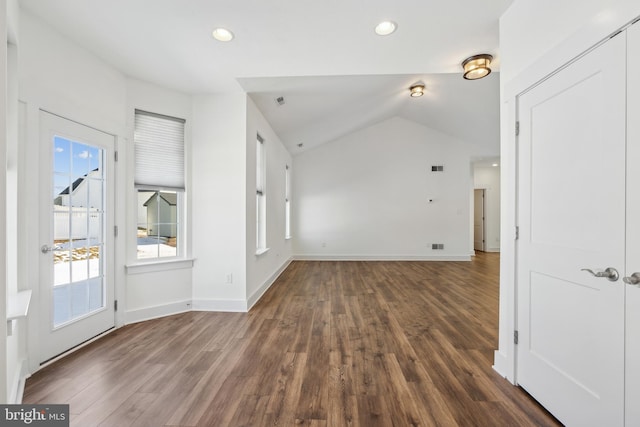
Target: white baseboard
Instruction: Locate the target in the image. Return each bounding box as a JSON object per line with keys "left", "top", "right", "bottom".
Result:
{"left": 247, "top": 258, "right": 292, "bottom": 310}
{"left": 127, "top": 259, "right": 293, "bottom": 318}
{"left": 192, "top": 298, "right": 248, "bottom": 312}
{"left": 293, "top": 254, "right": 472, "bottom": 261}
{"left": 9, "top": 358, "right": 29, "bottom": 404}
{"left": 492, "top": 350, "right": 515, "bottom": 384}
{"left": 485, "top": 248, "right": 501, "bottom": 253}
{"left": 125, "top": 300, "right": 193, "bottom": 324}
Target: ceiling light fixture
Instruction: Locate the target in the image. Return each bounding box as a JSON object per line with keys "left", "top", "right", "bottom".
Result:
{"left": 375, "top": 21, "right": 397, "bottom": 36}
{"left": 461, "top": 54, "right": 493, "bottom": 80}
{"left": 212, "top": 28, "right": 234, "bottom": 42}
{"left": 409, "top": 84, "right": 425, "bottom": 97}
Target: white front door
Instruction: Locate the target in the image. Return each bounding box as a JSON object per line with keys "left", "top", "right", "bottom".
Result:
{"left": 625, "top": 21, "right": 640, "bottom": 427}
{"left": 39, "top": 111, "right": 115, "bottom": 364}
{"left": 516, "top": 33, "right": 626, "bottom": 426}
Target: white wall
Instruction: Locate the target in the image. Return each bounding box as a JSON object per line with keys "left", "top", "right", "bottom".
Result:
{"left": 495, "top": 0, "right": 640, "bottom": 380}
{"left": 473, "top": 166, "right": 500, "bottom": 252}
{"left": 245, "top": 97, "right": 293, "bottom": 307}
{"left": 191, "top": 94, "right": 249, "bottom": 311}
{"left": 293, "top": 116, "right": 474, "bottom": 260}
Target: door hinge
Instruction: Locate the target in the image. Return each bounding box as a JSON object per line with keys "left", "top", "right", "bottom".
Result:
{"left": 114, "top": 225, "right": 118, "bottom": 237}
{"left": 514, "top": 330, "right": 519, "bottom": 345}
{"left": 515, "top": 226, "right": 520, "bottom": 240}
{"left": 114, "top": 300, "right": 118, "bottom": 311}
{"left": 114, "top": 151, "right": 119, "bottom": 162}
{"left": 515, "top": 121, "right": 520, "bottom": 136}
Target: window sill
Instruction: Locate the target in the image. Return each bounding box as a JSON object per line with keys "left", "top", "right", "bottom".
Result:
{"left": 255, "top": 248, "right": 270, "bottom": 256}
{"left": 126, "top": 258, "right": 195, "bottom": 275}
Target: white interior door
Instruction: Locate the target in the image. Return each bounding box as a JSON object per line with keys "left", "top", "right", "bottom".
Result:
{"left": 39, "top": 111, "right": 115, "bottom": 364}
{"left": 516, "top": 34, "right": 626, "bottom": 426}
{"left": 625, "top": 21, "right": 640, "bottom": 427}
{"left": 473, "top": 189, "right": 485, "bottom": 251}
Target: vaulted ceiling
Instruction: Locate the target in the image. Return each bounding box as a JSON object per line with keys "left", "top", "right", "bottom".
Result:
{"left": 20, "top": 0, "right": 512, "bottom": 154}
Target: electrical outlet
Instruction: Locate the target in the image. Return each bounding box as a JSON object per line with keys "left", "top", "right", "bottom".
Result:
{"left": 225, "top": 273, "right": 233, "bottom": 284}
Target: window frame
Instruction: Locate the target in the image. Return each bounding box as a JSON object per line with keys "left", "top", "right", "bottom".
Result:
{"left": 285, "top": 164, "right": 291, "bottom": 240}
{"left": 135, "top": 188, "right": 183, "bottom": 261}
{"left": 132, "top": 109, "right": 187, "bottom": 264}
{"left": 256, "top": 134, "right": 268, "bottom": 254}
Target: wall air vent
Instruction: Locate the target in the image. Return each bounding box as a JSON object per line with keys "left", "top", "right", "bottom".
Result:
{"left": 275, "top": 96, "right": 285, "bottom": 106}
{"left": 431, "top": 165, "right": 444, "bottom": 172}
{"left": 432, "top": 243, "right": 444, "bottom": 250}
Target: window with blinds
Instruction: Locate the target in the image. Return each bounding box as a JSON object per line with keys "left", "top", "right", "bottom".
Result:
{"left": 134, "top": 110, "right": 185, "bottom": 190}
{"left": 256, "top": 135, "right": 267, "bottom": 252}
{"left": 134, "top": 110, "right": 185, "bottom": 260}
{"left": 285, "top": 165, "right": 291, "bottom": 239}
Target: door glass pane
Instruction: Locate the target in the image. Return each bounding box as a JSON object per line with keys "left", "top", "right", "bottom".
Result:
{"left": 71, "top": 257, "right": 89, "bottom": 282}
{"left": 52, "top": 136, "right": 105, "bottom": 327}
{"left": 88, "top": 278, "right": 103, "bottom": 311}
{"left": 53, "top": 285, "right": 71, "bottom": 325}
{"left": 88, "top": 245, "right": 101, "bottom": 279}
{"left": 87, "top": 178, "right": 103, "bottom": 211}
{"left": 53, "top": 137, "right": 70, "bottom": 174}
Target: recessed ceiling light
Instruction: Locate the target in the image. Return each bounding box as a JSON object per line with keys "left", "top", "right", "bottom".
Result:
{"left": 462, "top": 54, "right": 493, "bottom": 80}
{"left": 492, "top": 163, "right": 499, "bottom": 167}
{"left": 212, "top": 28, "right": 234, "bottom": 42}
{"left": 409, "top": 84, "right": 425, "bottom": 97}
{"left": 375, "top": 21, "right": 397, "bottom": 36}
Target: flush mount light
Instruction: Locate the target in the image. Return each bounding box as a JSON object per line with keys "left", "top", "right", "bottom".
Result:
{"left": 212, "top": 28, "right": 234, "bottom": 42}
{"left": 462, "top": 54, "right": 493, "bottom": 80}
{"left": 409, "top": 84, "right": 425, "bottom": 97}
{"left": 375, "top": 21, "right": 397, "bottom": 36}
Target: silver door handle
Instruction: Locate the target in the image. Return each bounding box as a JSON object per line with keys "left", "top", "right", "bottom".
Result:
{"left": 581, "top": 267, "right": 619, "bottom": 282}
{"left": 41, "top": 244, "right": 62, "bottom": 254}
{"left": 623, "top": 272, "right": 640, "bottom": 286}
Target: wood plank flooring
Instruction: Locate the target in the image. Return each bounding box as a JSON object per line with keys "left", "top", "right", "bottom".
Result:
{"left": 23, "top": 253, "right": 561, "bottom": 426}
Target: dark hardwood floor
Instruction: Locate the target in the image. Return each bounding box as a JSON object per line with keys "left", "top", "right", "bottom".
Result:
{"left": 24, "top": 253, "right": 561, "bottom": 426}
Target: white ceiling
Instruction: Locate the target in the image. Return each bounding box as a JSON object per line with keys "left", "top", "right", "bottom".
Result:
{"left": 20, "top": 0, "right": 513, "bottom": 154}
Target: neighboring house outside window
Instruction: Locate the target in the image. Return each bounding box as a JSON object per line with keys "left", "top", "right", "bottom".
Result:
{"left": 134, "top": 110, "right": 185, "bottom": 260}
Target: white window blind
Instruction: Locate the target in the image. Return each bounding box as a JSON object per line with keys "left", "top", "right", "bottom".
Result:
{"left": 134, "top": 110, "right": 185, "bottom": 190}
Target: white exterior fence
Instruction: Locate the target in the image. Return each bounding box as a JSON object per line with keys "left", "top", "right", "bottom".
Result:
{"left": 54, "top": 205, "right": 101, "bottom": 240}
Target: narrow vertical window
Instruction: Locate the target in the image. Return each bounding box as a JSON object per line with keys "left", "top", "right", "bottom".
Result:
{"left": 285, "top": 165, "right": 291, "bottom": 239}
{"left": 134, "top": 110, "right": 185, "bottom": 260}
{"left": 256, "top": 134, "right": 267, "bottom": 252}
